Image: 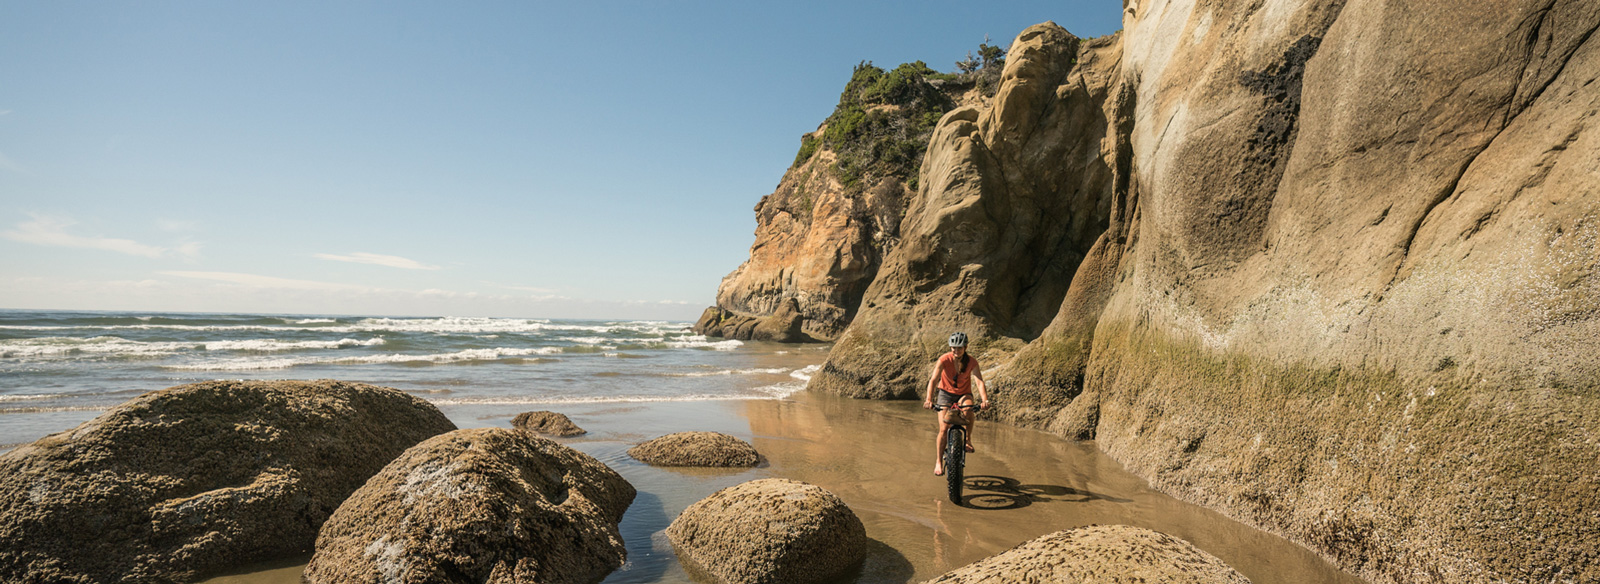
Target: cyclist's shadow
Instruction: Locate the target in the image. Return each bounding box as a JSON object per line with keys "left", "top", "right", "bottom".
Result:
{"left": 959, "top": 475, "right": 1130, "bottom": 509}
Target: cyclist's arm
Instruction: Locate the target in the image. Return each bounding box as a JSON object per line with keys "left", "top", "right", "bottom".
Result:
{"left": 924, "top": 362, "right": 941, "bottom": 408}
{"left": 973, "top": 362, "right": 991, "bottom": 409}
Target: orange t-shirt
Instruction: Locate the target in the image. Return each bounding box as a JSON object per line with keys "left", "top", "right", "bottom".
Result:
{"left": 937, "top": 352, "right": 975, "bottom": 395}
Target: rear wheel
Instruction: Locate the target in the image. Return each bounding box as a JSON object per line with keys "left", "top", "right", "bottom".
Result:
{"left": 945, "top": 426, "right": 965, "bottom": 504}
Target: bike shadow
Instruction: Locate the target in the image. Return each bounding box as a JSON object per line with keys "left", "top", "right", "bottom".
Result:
{"left": 959, "top": 475, "right": 1131, "bottom": 509}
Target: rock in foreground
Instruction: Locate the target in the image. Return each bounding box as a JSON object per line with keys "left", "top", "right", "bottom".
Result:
{"left": 668, "top": 479, "right": 866, "bottom": 584}
{"left": 304, "top": 427, "right": 636, "bottom": 584}
{"left": 628, "top": 431, "right": 762, "bottom": 467}
{"left": 925, "top": 525, "right": 1250, "bottom": 584}
{"left": 0, "top": 380, "right": 455, "bottom": 584}
{"left": 513, "top": 410, "right": 586, "bottom": 436}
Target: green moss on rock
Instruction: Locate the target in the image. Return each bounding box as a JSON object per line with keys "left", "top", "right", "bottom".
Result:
{"left": 1086, "top": 323, "right": 1600, "bottom": 584}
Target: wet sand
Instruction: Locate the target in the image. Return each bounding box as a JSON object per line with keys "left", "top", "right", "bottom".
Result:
{"left": 202, "top": 391, "right": 1364, "bottom": 584}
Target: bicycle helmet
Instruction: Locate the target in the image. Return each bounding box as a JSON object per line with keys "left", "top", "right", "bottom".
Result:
{"left": 948, "top": 332, "right": 968, "bottom": 347}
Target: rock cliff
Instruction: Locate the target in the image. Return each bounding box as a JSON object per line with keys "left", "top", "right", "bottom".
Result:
{"left": 697, "top": 62, "right": 980, "bottom": 342}
{"left": 713, "top": 2, "right": 1600, "bottom": 583}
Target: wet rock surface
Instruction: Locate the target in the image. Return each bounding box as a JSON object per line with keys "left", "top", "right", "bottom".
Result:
{"left": 667, "top": 478, "right": 867, "bottom": 584}
{"left": 627, "top": 431, "right": 763, "bottom": 467}
{"left": 0, "top": 380, "right": 455, "bottom": 584}
{"left": 924, "top": 525, "right": 1250, "bottom": 584}
{"left": 303, "top": 427, "right": 635, "bottom": 584}
{"left": 512, "top": 410, "right": 586, "bottom": 437}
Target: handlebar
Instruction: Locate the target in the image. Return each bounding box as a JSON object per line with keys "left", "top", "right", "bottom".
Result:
{"left": 934, "top": 403, "right": 982, "bottom": 412}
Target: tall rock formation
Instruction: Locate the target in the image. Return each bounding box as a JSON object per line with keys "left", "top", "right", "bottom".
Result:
{"left": 696, "top": 62, "right": 976, "bottom": 342}
{"left": 1047, "top": 2, "right": 1600, "bottom": 583}
{"left": 717, "top": 1, "right": 1600, "bottom": 582}
{"left": 809, "top": 24, "right": 1127, "bottom": 399}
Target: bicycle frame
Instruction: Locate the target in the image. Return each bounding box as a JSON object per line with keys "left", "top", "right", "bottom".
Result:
{"left": 935, "top": 402, "right": 980, "bottom": 504}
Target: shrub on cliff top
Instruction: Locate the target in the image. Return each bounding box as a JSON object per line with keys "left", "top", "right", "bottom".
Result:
{"left": 813, "top": 60, "right": 955, "bottom": 191}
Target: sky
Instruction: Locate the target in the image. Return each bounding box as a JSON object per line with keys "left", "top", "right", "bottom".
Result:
{"left": 0, "top": 1, "right": 1124, "bottom": 321}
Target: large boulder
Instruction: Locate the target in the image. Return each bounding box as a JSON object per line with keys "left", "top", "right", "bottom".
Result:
{"left": 694, "top": 298, "right": 812, "bottom": 343}
{"left": 667, "top": 479, "right": 866, "bottom": 584}
{"left": 512, "top": 410, "right": 586, "bottom": 437}
{"left": 924, "top": 525, "right": 1250, "bottom": 584}
{"left": 0, "top": 380, "right": 455, "bottom": 584}
{"left": 628, "top": 432, "right": 763, "bottom": 467}
{"left": 303, "top": 427, "right": 635, "bottom": 584}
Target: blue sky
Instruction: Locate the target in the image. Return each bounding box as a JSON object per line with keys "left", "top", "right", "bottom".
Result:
{"left": 0, "top": 1, "right": 1122, "bottom": 320}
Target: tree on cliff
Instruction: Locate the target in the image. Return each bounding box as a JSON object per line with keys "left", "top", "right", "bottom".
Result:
{"left": 814, "top": 60, "right": 954, "bottom": 192}
{"left": 972, "top": 37, "right": 1007, "bottom": 96}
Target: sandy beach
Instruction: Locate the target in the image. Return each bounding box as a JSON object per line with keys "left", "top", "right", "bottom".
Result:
{"left": 200, "top": 390, "right": 1363, "bottom": 584}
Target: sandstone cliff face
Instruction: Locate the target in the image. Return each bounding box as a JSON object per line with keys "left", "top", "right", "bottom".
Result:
{"left": 774, "top": 3, "right": 1597, "bottom": 583}
{"left": 697, "top": 64, "right": 987, "bottom": 343}
{"left": 809, "top": 23, "right": 1126, "bottom": 399}
{"left": 703, "top": 145, "right": 901, "bottom": 342}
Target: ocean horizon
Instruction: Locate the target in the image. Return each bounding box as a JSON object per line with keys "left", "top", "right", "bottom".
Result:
{"left": 0, "top": 308, "right": 830, "bottom": 450}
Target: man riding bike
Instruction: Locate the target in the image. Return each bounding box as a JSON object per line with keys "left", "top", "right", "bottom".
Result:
{"left": 923, "top": 332, "right": 989, "bottom": 476}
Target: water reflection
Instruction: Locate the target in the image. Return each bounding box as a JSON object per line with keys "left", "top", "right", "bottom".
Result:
{"left": 738, "top": 392, "right": 1368, "bottom": 584}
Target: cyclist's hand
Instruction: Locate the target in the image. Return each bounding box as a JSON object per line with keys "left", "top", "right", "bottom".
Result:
{"left": 980, "top": 400, "right": 991, "bottom": 410}
{"left": 923, "top": 399, "right": 933, "bottom": 410}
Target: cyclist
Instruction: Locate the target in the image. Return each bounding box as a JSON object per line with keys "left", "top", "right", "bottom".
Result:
{"left": 923, "top": 332, "right": 989, "bottom": 475}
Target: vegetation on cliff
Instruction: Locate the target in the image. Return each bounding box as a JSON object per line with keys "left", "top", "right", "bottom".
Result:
{"left": 791, "top": 42, "right": 1007, "bottom": 193}
{"left": 817, "top": 61, "right": 953, "bottom": 192}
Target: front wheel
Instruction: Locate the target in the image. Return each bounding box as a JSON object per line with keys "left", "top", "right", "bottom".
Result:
{"left": 945, "top": 426, "right": 965, "bottom": 504}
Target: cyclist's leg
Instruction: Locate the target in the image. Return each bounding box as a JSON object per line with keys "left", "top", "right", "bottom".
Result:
{"left": 934, "top": 390, "right": 956, "bottom": 475}
{"left": 959, "top": 395, "right": 977, "bottom": 452}
{"left": 935, "top": 415, "right": 951, "bottom": 475}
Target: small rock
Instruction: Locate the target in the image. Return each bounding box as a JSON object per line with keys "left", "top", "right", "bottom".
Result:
{"left": 923, "top": 524, "right": 1251, "bottom": 584}
{"left": 668, "top": 478, "right": 867, "bottom": 584}
{"left": 627, "top": 431, "right": 762, "bottom": 467}
{"left": 304, "top": 427, "right": 636, "bottom": 584}
{"left": 513, "top": 410, "right": 586, "bottom": 436}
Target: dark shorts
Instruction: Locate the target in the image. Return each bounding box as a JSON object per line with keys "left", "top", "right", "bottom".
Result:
{"left": 935, "top": 389, "right": 973, "bottom": 409}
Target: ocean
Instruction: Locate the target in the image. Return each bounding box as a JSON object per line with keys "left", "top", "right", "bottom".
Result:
{"left": 0, "top": 309, "right": 829, "bottom": 449}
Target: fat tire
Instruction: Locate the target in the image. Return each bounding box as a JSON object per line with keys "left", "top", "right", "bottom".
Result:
{"left": 946, "top": 426, "right": 965, "bottom": 504}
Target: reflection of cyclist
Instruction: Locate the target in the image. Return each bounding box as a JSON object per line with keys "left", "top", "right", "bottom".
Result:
{"left": 922, "top": 332, "right": 989, "bottom": 476}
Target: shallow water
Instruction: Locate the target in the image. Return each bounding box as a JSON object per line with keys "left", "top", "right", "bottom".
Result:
{"left": 201, "top": 393, "right": 1364, "bottom": 584}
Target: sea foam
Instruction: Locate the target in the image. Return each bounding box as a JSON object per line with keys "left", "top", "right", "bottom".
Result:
{"left": 163, "top": 346, "right": 564, "bottom": 371}
{"left": 0, "top": 336, "right": 385, "bottom": 359}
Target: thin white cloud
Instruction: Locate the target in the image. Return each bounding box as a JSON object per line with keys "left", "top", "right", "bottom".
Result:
{"left": 159, "top": 271, "right": 370, "bottom": 291}
{"left": 0, "top": 151, "right": 26, "bottom": 174}
{"left": 156, "top": 219, "right": 198, "bottom": 232}
{"left": 314, "top": 251, "right": 440, "bottom": 270}
{"left": 622, "top": 299, "right": 693, "bottom": 305}
{"left": 2, "top": 214, "right": 198, "bottom": 258}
